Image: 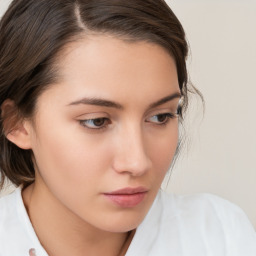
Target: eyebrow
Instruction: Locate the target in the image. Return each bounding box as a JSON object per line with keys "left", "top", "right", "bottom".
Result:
{"left": 148, "top": 92, "right": 181, "bottom": 109}
{"left": 68, "top": 97, "right": 123, "bottom": 109}
{"left": 68, "top": 92, "right": 181, "bottom": 110}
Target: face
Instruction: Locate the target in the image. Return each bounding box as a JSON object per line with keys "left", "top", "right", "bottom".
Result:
{"left": 27, "top": 35, "right": 180, "bottom": 232}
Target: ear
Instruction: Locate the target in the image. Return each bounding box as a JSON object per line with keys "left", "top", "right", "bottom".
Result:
{"left": 1, "top": 99, "right": 33, "bottom": 150}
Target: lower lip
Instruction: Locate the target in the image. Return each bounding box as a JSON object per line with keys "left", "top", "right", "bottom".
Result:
{"left": 104, "top": 192, "right": 147, "bottom": 208}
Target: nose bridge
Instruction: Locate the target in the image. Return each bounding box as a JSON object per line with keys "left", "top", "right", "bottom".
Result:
{"left": 112, "top": 121, "right": 152, "bottom": 176}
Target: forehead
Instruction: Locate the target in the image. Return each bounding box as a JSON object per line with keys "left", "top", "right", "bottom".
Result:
{"left": 39, "top": 35, "right": 179, "bottom": 108}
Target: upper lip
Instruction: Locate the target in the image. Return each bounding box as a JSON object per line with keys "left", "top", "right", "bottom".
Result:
{"left": 104, "top": 187, "right": 148, "bottom": 195}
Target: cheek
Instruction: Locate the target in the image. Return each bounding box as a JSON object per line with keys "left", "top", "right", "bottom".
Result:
{"left": 31, "top": 121, "right": 112, "bottom": 194}
{"left": 150, "top": 127, "right": 178, "bottom": 165}
{"left": 146, "top": 125, "right": 179, "bottom": 186}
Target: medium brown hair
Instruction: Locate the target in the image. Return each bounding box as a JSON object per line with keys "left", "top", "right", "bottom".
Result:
{"left": 0, "top": 0, "right": 191, "bottom": 189}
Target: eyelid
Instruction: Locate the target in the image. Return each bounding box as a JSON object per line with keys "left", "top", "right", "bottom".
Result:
{"left": 145, "top": 107, "right": 179, "bottom": 118}
{"left": 75, "top": 111, "right": 110, "bottom": 119}
{"left": 79, "top": 117, "right": 111, "bottom": 130}
{"left": 145, "top": 112, "right": 179, "bottom": 125}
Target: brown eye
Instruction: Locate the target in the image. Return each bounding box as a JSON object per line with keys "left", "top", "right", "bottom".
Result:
{"left": 80, "top": 118, "right": 110, "bottom": 129}
{"left": 156, "top": 114, "right": 169, "bottom": 123}
{"left": 93, "top": 118, "right": 106, "bottom": 127}
{"left": 146, "top": 113, "right": 177, "bottom": 125}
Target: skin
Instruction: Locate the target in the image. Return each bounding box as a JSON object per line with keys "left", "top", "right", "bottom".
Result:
{"left": 9, "top": 35, "right": 181, "bottom": 256}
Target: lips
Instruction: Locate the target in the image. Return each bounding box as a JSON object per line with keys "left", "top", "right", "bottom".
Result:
{"left": 103, "top": 187, "right": 148, "bottom": 208}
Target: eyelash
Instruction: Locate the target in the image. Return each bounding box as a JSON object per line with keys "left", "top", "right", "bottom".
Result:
{"left": 146, "top": 113, "right": 178, "bottom": 126}
{"left": 79, "top": 113, "right": 178, "bottom": 130}
{"left": 79, "top": 118, "right": 110, "bottom": 130}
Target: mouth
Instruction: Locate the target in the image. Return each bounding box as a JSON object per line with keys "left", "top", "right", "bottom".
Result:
{"left": 103, "top": 187, "right": 148, "bottom": 208}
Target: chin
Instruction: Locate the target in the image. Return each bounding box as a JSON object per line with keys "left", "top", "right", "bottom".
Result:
{"left": 103, "top": 221, "right": 141, "bottom": 233}
{"left": 98, "top": 210, "right": 148, "bottom": 233}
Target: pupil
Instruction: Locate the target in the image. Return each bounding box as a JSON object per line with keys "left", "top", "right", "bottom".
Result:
{"left": 93, "top": 118, "right": 105, "bottom": 126}
{"left": 157, "top": 114, "right": 166, "bottom": 122}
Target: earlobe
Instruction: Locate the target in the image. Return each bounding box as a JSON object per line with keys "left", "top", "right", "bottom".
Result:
{"left": 1, "top": 99, "right": 33, "bottom": 150}
{"left": 6, "top": 122, "right": 32, "bottom": 150}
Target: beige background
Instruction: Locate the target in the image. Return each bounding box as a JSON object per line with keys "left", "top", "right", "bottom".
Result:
{"left": 165, "top": 0, "right": 256, "bottom": 229}
{"left": 0, "top": 0, "right": 255, "bottom": 229}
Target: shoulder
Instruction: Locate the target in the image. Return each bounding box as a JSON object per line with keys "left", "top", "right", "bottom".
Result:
{"left": 0, "top": 188, "right": 22, "bottom": 236}
{"left": 155, "top": 191, "right": 256, "bottom": 255}
{"left": 0, "top": 187, "right": 44, "bottom": 256}
{"left": 0, "top": 188, "right": 22, "bottom": 255}
{"left": 160, "top": 191, "right": 248, "bottom": 219}
{"left": 160, "top": 191, "right": 254, "bottom": 226}
{"left": 0, "top": 188, "right": 19, "bottom": 222}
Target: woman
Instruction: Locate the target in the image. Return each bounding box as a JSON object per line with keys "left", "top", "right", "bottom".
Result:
{"left": 0, "top": 0, "right": 255, "bottom": 255}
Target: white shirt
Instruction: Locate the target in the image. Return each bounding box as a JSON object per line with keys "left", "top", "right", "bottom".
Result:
{"left": 0, "top": 187, "right": 255, "bottom": 256}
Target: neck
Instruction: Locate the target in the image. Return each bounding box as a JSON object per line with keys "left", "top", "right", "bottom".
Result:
{"left": 22, "top": 183, "right": 134, "bottom": 256}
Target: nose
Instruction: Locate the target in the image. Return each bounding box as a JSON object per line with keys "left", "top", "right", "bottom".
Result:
{"left": 112, "top": 124, "right": 152, "bottom": 177}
